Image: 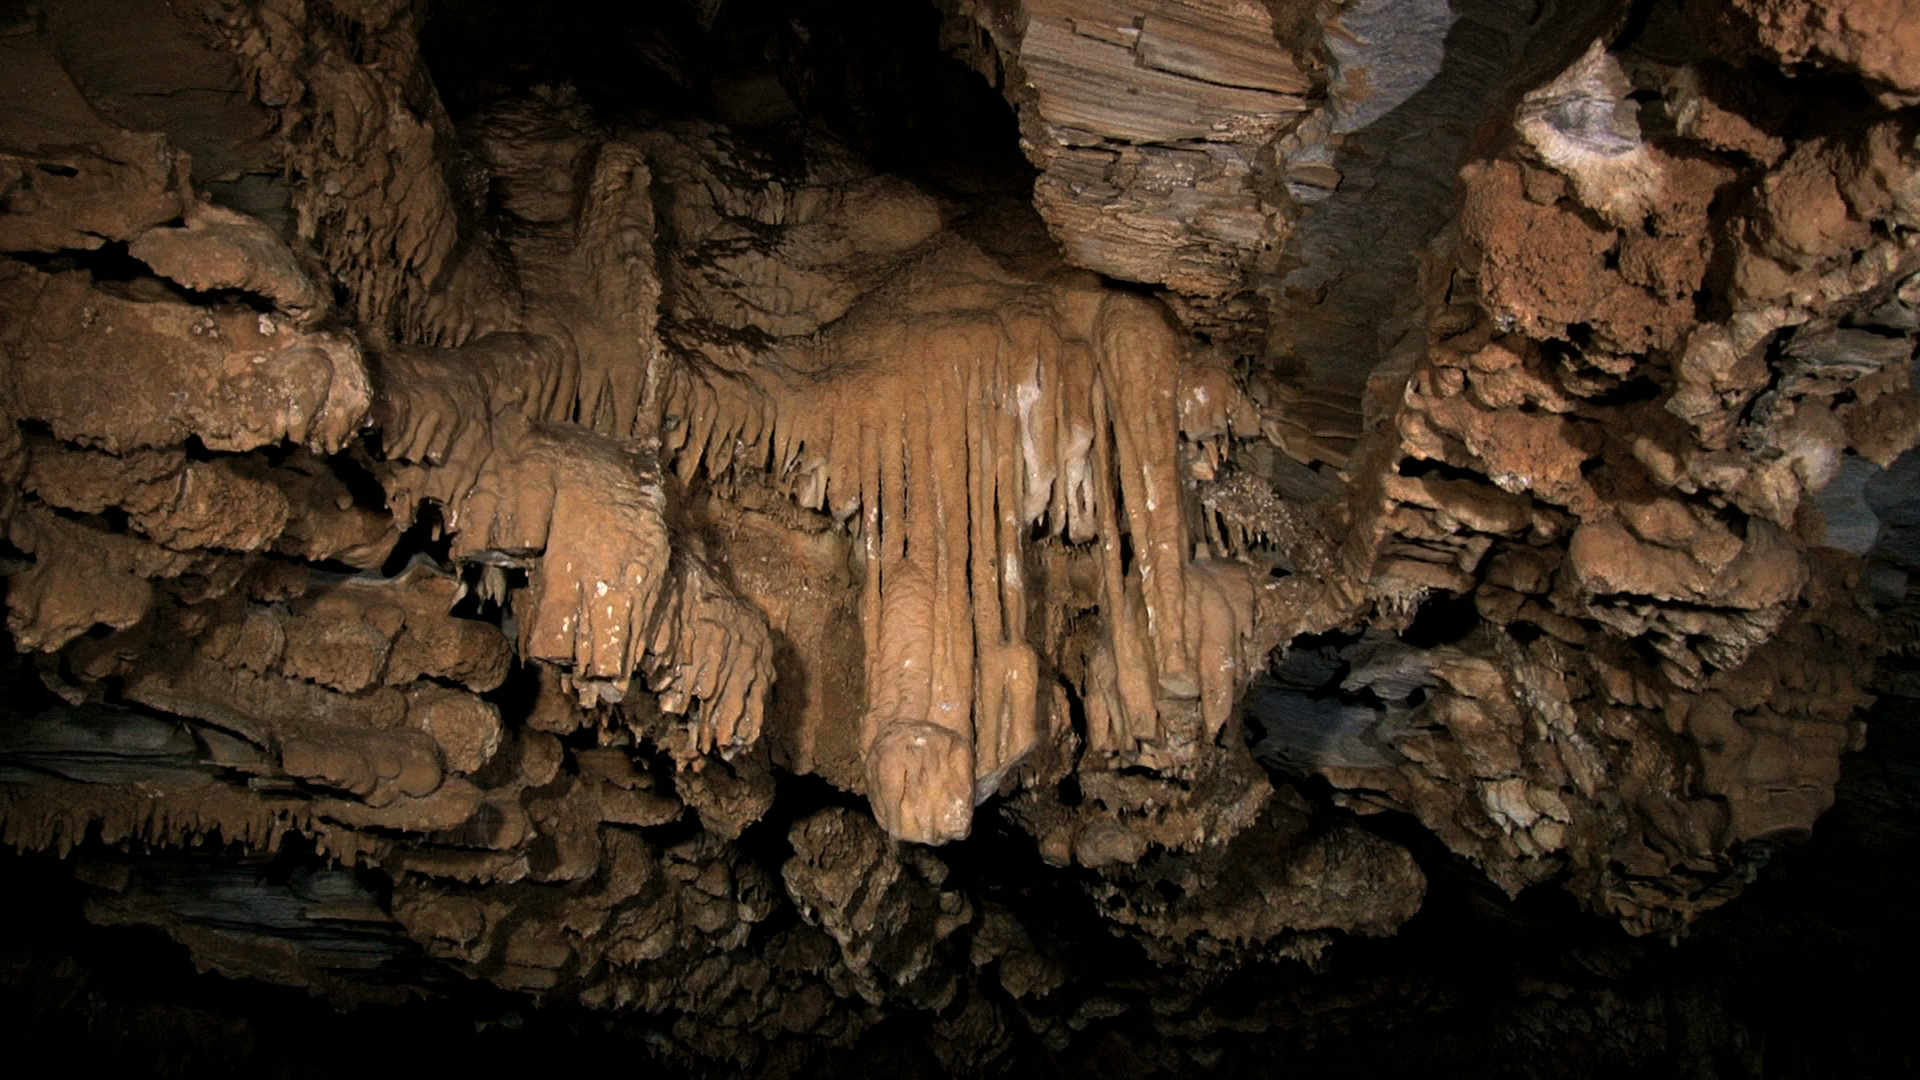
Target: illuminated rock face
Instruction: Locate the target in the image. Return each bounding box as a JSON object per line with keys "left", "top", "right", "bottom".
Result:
{"left": 2, "top": 0, "right": 1919, "bottom": 1073}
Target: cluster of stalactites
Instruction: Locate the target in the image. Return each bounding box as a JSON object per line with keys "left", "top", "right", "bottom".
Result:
{"left": 656, "top": 248, "right": 1263, "bottom": 842}
{"left": 359, "top": 130, "right": 772, "bottom": 768}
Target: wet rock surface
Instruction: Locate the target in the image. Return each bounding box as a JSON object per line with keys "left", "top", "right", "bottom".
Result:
{"left": 1, "top": 0, "right": 1917, "bottom": 1075}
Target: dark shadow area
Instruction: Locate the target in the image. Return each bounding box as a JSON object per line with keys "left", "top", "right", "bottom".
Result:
{"left": 5, "top": 689, "right": 1916, "bottom": 1078}
{"left": 0, "top": 843, "right": 704, "bottom": 1079}
{"left": 421, "top": 0, "right": 1031, "bottom": 199}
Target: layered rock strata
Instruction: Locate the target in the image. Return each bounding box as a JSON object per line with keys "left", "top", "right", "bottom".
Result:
{"left": 0, "top": 0, "right": 1916, "bottom": 1073}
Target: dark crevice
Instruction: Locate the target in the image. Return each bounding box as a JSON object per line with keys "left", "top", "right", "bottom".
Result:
{"left": 378, "top": 505, "right": 456, "bottom": 577}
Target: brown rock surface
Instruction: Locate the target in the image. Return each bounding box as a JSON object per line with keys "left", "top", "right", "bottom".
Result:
{"left": 1, "top": 1, "right": 1917, "bottom": 1075}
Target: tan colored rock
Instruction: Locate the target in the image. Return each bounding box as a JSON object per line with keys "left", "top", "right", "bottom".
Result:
{"left": 129, "top": 201, "right": 329, "bottom": 324}
{"left": 1, "top": 266, "right": 372, "bottom": 455}
{"left": 0, "top": 31, "right": 192, "bottom": 251}
{"left": 1709, "top": 0, "right": 1920, "bottom": 102}
{"left": 3, "top": 3, "right": 1918, "bottom": 1055}
{"left": 939, "top": 0, "right": 1310, "bottom": 340}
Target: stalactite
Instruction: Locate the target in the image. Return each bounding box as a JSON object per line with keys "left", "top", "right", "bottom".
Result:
{"left": 653, "top": 241, "right": 1265, "bottom": 840}
{"left": 6, "top": 3, "right": 1920, "bottom": 1067}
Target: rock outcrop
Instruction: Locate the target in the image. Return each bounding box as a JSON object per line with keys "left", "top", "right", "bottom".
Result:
{"left": 1, "top": 0, "right": 1916, "bottom": 1074}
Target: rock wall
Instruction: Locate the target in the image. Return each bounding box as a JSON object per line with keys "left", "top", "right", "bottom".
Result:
{"left": 0, "top": 0, "right": 1916, "bottom": 1073}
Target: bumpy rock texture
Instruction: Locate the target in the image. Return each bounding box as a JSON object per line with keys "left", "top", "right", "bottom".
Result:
{"left": 2, "top": 0, "right": 1918, "bottom": 1075}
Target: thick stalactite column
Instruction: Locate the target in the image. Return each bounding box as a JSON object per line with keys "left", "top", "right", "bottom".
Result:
{"left": 657, "top": 244, "right": 1267, "bottom": 843}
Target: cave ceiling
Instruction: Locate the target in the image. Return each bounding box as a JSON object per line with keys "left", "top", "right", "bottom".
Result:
{"left": 2, "top": 0, "right": 1919, "bottom": 1075}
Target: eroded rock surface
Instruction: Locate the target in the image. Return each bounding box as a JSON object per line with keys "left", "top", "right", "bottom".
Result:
{"left": 1, "top": 0, "right": 1916, "bottom": 1075}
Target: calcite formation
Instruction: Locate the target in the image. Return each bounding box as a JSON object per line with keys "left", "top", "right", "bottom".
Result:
{"left": 1, "top": 0, "right": 1917, "bottom": 1074}
{"left": 658, "top": 235, "right": 1263, "bottom": 841}
{"left": 936, "top": 0, "right": 1314, "bottom": 342}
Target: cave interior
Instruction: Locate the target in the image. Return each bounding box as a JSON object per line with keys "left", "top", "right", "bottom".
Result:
{"left": 1, "top": 0, "right": 1919, "bottom": 1076}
